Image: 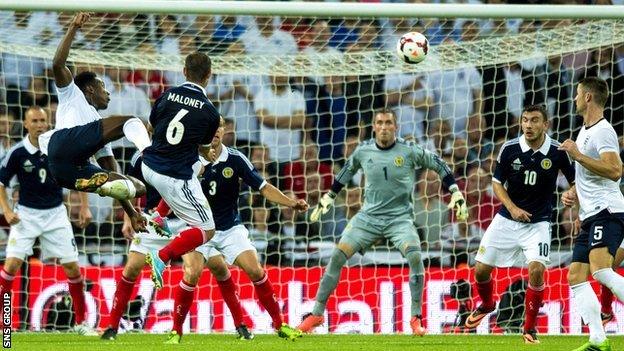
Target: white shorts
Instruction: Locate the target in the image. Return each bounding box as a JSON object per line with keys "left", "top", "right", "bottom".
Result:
{"left": 129, "top": 218, "right": 188, "bottom": 255}
{"left": 6, "top": 204, "right": 77, "bottom": 264}
{"left": 141, "top": 163, "right": 215, "bottom": 230}
{"left": 475, "top": 214, "right": 551, "bottom": 267}
{"left": 196, "top": 225, "right": 256, "bottom": 265}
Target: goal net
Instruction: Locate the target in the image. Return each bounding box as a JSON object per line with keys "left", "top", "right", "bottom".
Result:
{"left": 1, "top": 4, "right": 623, "bottom": 335}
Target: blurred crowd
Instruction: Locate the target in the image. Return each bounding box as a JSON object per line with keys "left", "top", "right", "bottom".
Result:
{"left": 0, "top": 4, "right": 623, "bottom": 268}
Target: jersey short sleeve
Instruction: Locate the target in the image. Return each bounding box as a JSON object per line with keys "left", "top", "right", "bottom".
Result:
{"left": 493, "top": 145, "right": 510, "bottom": 184}
{"left": 55, "top": 81, "right": 81, "bottom": 104}
{"left": 236, "top": 152, "right": 266, "bottom": 191}
{"left": 0, "top": 148, "right": 18, "bottom": 187}
{"left": 559, "top": 150, "right": 576, "bottom": 185}
{"left": 594, "top": 125, "right": 619, "bottom": 155}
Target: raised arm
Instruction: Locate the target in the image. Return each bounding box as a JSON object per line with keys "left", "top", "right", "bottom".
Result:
{"left": 53, "top": 12, "right": 92, "bottom": 88}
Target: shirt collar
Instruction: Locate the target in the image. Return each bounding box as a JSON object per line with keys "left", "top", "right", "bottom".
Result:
{"left": 519, "top": 133, "right": 551, "bottom": 155}
{"left": 212, "top": 145, "right": 229, "bottom": 166}
{"left": 182, "top": 81, "right": 207, "bottom": 96}
{"left": 23, "top": 135, "right": 39, "bottom": 155}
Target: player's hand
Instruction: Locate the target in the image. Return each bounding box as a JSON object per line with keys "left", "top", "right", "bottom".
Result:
{"left": 78, "top": 206, "right": 92, "bottom": 228}
{"left": 571, "top": 217, "right": 581, "bottom": 237}
{"left": 122, "top": 214, "right": 135, "bottom": 240}
{"left": 558, "top": 139, "right": 581, "bottom": 161}
{"left": 71, "top": 12, "right": 92, "bottom": 28}
{"left": 292, "top": 199, "right": 309, "bottom": 212}
{"left": 448, "top": 191, "right": 468, "bottom": 221}
{"left": 4, "top": 210, "right": 19, "bottom": 225}
{"left": 207, "top": 148, "right": 218, "bottom": 163}
{"left": 310, "top": 192, "right": 336, "bottom": 222}
{"left": 130, "top": 212, "right": 147, "bottom": 232}
{"left": 509, "top": 205, "right": 532, "bottom": 223}
{"left": 561, "top": 189, "right": 577, "bottom": 207}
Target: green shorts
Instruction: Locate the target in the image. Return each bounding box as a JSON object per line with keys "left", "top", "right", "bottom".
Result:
{"left": 339, "top": 212, "right": 421, "bottom": 256}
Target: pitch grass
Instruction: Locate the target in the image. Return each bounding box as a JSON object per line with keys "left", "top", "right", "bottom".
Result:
{"left": 10, "top": 333, "right": 624, "bottom": 351}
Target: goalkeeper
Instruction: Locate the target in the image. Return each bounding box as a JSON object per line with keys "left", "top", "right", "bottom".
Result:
{"left": 298, "top": 109, "right": 468, "bottom": 335}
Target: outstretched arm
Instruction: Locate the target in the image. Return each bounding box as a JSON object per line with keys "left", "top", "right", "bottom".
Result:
{"left": 260, "top": 183, "right": 308, "bottom": 211}
{"left": 53, "top": 12, "right": 92, "bottom": 88}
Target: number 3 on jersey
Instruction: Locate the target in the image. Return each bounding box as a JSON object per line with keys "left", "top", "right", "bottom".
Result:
{"left": 524, "top": 170, "right": 537, "bottom": 185}
{"left": 166, "top": 109, "right": 189, "bottom": 145}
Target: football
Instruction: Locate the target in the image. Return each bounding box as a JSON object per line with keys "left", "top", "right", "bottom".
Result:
{"left": 396, "top": 31, "right": 429, "bottom": 64}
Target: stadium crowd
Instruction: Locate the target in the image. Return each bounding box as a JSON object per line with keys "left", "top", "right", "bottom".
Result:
{"left": 0, "top": 8, "right": 623, "bottom": 268}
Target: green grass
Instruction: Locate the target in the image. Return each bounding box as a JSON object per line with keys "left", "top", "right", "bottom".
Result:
{"left": 9, "top": 333, "right": 624, "bottom": 351}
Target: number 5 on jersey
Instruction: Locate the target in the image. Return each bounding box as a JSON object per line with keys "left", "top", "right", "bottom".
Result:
{"left": 166, "top": 109, "right": 189, "bottom": 145}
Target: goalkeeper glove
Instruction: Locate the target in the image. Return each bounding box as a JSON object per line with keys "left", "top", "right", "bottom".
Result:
{"left": 447, "top": 186, "right": 468, "bottom": 221}
{"left": 310, "top": 192, "right": 336, "bottom": 222}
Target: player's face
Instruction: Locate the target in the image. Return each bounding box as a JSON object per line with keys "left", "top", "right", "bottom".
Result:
{"left": 24, "top": 109, "right": 49, "bottom": 138}
{"left": 211, "top": 118, "right": 226, "bottom": 147}
{"left": 520, "top": 111, "right": 548, "bottom": 143}
{"left": 91, "top": 78, "right": 111, "bottom": 110}
{"left": 575, "top": 84, "right": 588, "bottom": 114}
{"left": 373, "top": 113, "right": 397, "bottom": 144}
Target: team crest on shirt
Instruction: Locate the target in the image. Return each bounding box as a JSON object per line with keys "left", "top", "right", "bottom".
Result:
{"left": 133, "top": 237, "right": 141, "bottom": 245}
{"left": 222, "top": 167, "right": 234, "bottom": 178}
{"left": 394, "top": 156, "right": 404, "bottom": 167}
{"left": 541, "top": 158, "right": 552, "bottom": 170}
{"left": 22, "top": 160, "right": 34, "bottom": 173}
{"left": 511, "top": 158, "right": 522, "bottom": 170}
{"left": 478, "top": 246, "right": 486, "bottom": 255}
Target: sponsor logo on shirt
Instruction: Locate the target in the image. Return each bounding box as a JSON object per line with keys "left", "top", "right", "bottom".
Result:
{"left": 512, "top": 158, "right": 522, "bottom": 171}
{"left": 23, "top": 160, "right": 34, "bottom": 173}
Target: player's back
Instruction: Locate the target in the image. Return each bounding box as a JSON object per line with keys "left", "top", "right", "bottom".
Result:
{"left": 575, "top": 119, "right": 624, "bottom": 220}
{"left": 142, "top": 82, "right": 220, "bottom": 180}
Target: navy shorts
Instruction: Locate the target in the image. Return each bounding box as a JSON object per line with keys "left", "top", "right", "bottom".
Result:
{"left": 572, "top": 209, "right": 624, "bottom": 264}
{"left": 47, "top": 120, "right": 108, "bottom": 190}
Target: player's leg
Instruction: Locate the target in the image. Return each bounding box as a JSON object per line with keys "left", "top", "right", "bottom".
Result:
{"left": 1, "top": 212, "right": 39, "bottom": 294}
{"left": 600, "top": 247, "right": 624, "bottom": 325}
{"left": 0, "top": 257, "right": 23, "bottom": 295}
{"left": 100, "top": 116, "right": 151, "bottom": 152}
{"left": 204, "top": 253, "right": 253, "bottom": 340}
{"left": 60, "top": 261, "right": 97, "bottom": 336}
{"left": 589, "top": 216, "right": 624, "bottom": 306}
{"left": 166, "top": 251, "right": 204, "bottom": 344}
{"left": 298, "top": 214, "right": 381, "bottom": 333}
{"left": 385, "top": 218, "right": 427, "bottom": 336}
{"left": 569, "top": 224, "right": 610, "bottom": 351}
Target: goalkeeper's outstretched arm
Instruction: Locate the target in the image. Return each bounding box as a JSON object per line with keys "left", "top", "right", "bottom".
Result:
{"left": 53, "top": 12, "right": 92, "bottom": 88}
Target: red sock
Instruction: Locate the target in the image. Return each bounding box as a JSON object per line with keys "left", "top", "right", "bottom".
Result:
{"left": 108, "top": 275, "right": 136, "bottom": 330}
{"left": 155, "top": 199, "right": 171, "bottom": 217}
{"left": 601, "top": 285, "right": 614, "bottom": 314}
{"left": 0, "top": 269, "right": 15, "bottom": 295}
{"left": 172, "top": 279, "right": 195, "bottom": 335}
{"left": 253, "top": 273, "right": 282, "bottom": 330}
{"left": 217, "top": 275, "right": 245, "bottom": 327}
{"left": 158, "top": 227, "right": 206, "bottom": 262}
{"left": 68, "top": 275, "right": 86, "bottom": 325}
{"left": 523, "top": 284, "right": 544, "bottom": 332}
{"left": 476, "top": 278, "right": 495, "bottom": 309}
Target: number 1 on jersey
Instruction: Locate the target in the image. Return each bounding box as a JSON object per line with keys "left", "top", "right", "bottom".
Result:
{"left": 383, "top": 167, "right": 388, "bottom": 181}
{"left": 166, "top": 109, "right": 189, "bottom": 145}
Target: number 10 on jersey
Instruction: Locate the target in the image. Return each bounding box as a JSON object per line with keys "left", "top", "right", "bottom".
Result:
{"left": 524, "top": 170, "right": 537, "bottom": 185}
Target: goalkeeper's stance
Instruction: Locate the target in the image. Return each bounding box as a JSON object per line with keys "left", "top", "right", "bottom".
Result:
{"left": 298, "top": 109, "right": 468, "bottom": 335}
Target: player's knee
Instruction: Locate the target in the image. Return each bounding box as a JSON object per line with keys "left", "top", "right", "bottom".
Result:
{"left": 474, "top": 263, "right": 493, "bottom": 282}
{"left": 404, "top": 248, "right": 422, "bottom": 266}
{"left": 3, "top": 258, "right": 23, "bottom": 275}
{"left": 183, "top": 259, "right": 203, "bottom": 285}
{"left": 204, "top": 229, "right": 215, "bottom": 242}
{"left": 122, "top": 262, "right": 143, "bottom": 281}
{"left": 246, "top": 264, "right": 265, "bottom": 282}
{"left": 528, "top": 262, "right": 545, "bottom": 286}
{"left": 207, "top": 258, "right": 229, "bottom": 280}
{"left": 567, "top": 269, "right": 585, "bottom": 286}
{"left": 61, "top": 262, "right": 81, "bottom": 278}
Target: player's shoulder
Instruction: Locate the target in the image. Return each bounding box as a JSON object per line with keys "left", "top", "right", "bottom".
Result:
{"left": 499, "top": 137, "right": 521, "bottom": 155}
{"left": 592, "top": 119, "right": 618, "bottom": 136}
{"left": 1, "top": 141, "right": 26, "bottom": 165}
{"left": 225, "top": 147, "right": 253, "bottom": 168}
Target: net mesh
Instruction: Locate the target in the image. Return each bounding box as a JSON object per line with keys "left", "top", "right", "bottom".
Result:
{"left": 0, "top": 9, "right": 623, "bottom": 334}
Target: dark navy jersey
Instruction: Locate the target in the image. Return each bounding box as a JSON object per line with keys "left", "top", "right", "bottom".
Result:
{"left": 0, "top": 137, "right": 62, "bottom": 209}
{"left": 143, "top": 82, "right": 220, "bottom": 180}
{"left": 201, "top": 147, "right": 266, "bottom": 231}
{"left": 493, "top": 135, "right": 575, "bottom": 223}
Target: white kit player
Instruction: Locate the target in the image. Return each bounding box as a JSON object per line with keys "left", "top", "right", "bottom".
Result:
{"left": 0, "top": 107, "right": 97, "bottom": 335}
{"left": 464, "top": 105, "right": 575, "bottom": 344}
{"left": 559, "top": 77, "right": 624, "bottom": 351}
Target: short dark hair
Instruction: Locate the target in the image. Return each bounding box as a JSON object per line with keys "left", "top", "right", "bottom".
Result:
{"left": 522, "top": 105, "right": 548, "bottom": 122}
{"left": 185, "top": 52, "right": 211, "bottom": 82}
{"left": 374, "top": 108, "right": 397, "bottom": 124}
{"left": 74, "top": 71, "right": 98, "bottom": 93}
{"left": 579, "top": 77, "right": 609, "bottom": 107}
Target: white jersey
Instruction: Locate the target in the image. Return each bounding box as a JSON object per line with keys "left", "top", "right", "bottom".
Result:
{"left": 575, "top": 118, "right": 624, "bottom": 220}
{"left": 38, "top": 81, "right": 113, "bottom": 158}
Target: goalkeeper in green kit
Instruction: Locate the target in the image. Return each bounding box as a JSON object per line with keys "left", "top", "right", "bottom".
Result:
{"left": 297, "top": 109, "right": 468, "bottom": 335}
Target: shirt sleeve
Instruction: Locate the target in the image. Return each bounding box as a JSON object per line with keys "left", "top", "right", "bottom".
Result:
{"left": 560, "top": 150, "right": 576, "bottom": 185}
{"left": 492, "top": 146, "right": 510, "bottom": 184}
{"left": 54, "top": 81, "right": 80, "bottom": 104}
{"left": 237, "top": 153, "right": 266, "bottom": 191}
{"left": 334, "top": 146, "right": 361, "bottom": 186}
{"left": 595, "top": 126, "right": 619, "bottom": 155}
{"left": 94, "top": 143, "right": 114, "bottom": 159}
{"left": 412, "top": 143, "right": 456, "bottom": 190}
{"left": 0, "top": 150, "right": 18, "bottom": 187}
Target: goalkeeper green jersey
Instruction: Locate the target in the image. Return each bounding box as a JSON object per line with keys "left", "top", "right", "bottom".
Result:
{"left": 335, "top": 138, "right": 454, "bottom": 219}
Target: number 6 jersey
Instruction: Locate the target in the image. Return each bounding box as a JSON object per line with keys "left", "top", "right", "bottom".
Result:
{"left": 143, "top": 81, "right": 220, "bottom": 180}
{"left": 493, "top": 134, "right": 575, "bottom": 223}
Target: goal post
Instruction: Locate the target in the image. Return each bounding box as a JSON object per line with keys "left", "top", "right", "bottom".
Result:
{"left": 0, "top": 1, "right": 623, "bottom": 335}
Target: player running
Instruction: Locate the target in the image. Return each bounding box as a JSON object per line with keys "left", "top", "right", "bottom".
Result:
{"left": 559, "top": 77, "right": 624, "bottom": 351}
{"left": 463, "top": 105, "right": 575, "bottom": 344}
{"left": 160, "top": 117, "right": 308, "bottom": 343}
{"left": 142, "top": 51, "right": 220, "bottom": 289}
{"left": 298, "top": 109, "right": 468, "bottom": 335}
{"left": 38, "top": 12, "right": 151, "bottom": 230}
{"left": 0, "top": 107, "right": 97, "bottom": 335}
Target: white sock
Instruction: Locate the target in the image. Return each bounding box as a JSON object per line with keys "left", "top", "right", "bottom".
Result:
{"left": 96, "top": 179, "right": 136, "bottom": 200}
{"left": 123, "top": 118, "right": 151, "bottom": 152}
{"left": 593, "top": 268, "right": 624, "bottom": 303}
{"left": 571, "top": 281, "right": 606, "bottom": 344}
